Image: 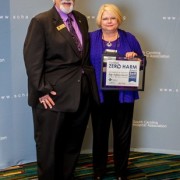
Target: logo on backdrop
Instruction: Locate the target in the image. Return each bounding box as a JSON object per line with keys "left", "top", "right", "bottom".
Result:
{"left": 133, "top": 120, "right": 167, "bottom": 128}
{"left": 162, "top": 16, "right": 177, "bottom": 20}
{"left": 160, "top": 88, "right": 179, "bottom": 93}
{"left": 143, "top": 51, "right": 170, "bottom": 59}
{"left": 0, "top": 93, "right": 28, "bottom": 101}
{"left": 0, "top": 136, "right": 8, "bottom": 142}
{"left": 0, "top": 15, "right": 29, "bottom": 20}
{"left": 143, "top": 50, "right": 179, "bottom": 94}
{"left": 0, "top": 58, "right": 5, "bottom": 63}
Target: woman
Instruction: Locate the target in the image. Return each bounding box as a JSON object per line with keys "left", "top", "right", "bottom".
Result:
{"left": 90, "top": 4, "right": 144, "bottom": 180}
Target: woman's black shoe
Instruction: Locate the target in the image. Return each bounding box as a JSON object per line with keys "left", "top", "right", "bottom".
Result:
{"left": 116, "top": 176, "right": 127, "bottom": 180}
{"left": 94, "top": 176, "right": 103, "bottom": 180}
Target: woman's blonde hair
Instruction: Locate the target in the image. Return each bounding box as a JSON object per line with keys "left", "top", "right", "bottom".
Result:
{"left": 96, "top": 4, "right": 123, "bottom": 28}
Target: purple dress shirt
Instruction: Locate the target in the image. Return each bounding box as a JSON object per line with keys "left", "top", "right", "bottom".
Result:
{"left": 55, "top": 6, "right": 82, "bottom": 45}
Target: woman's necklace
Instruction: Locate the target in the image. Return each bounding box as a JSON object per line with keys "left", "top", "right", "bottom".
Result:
{"left": 102, "top": 32, "right": 119, "bottom": 48}
{"left": 106, "top": 41, "right": 112, "bottom": 47}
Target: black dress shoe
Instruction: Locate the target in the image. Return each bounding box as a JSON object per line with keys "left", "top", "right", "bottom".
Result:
{"left": 116, "top": 176, "right": 127, "bottom": 180}
{"left": 117, "top": 177, "right": 122, "bottom": 180}
{"left": 94, "top": 176, "right": 103, "bottom": 180}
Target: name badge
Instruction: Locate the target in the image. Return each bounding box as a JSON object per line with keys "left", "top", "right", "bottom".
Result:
{"left": 56, "top": 24, "right": 66, "bottom": 31}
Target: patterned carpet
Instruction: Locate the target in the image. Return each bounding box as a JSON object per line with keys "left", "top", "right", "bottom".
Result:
{"left": 0, "top": 152, "right": 180, "bottom": 180}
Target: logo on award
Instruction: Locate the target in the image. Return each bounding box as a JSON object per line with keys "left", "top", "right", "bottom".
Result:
{"left": 128, "top": 70, "right": 137, "bottom": 82}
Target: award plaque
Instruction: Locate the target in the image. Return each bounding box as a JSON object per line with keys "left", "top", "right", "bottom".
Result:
{"left": 100, "top": 51, "right": 146, "bottom": 91}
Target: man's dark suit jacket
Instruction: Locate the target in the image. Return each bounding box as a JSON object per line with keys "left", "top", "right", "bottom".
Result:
{"left": 23, "top": 7, "right": 98, "bottom": 112}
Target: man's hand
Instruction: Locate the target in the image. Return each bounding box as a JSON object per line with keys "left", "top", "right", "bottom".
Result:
{"left": 39, "top": 91, "right": 56, "bottom": 109}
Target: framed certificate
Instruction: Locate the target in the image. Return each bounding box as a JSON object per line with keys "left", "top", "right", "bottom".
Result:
{"left": 100, "top": 51, "right": 146, "bottom": 91}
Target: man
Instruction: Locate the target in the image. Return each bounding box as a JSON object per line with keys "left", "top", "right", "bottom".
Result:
{"left": 23, "top": 0, "right": 97, "bottom": 179}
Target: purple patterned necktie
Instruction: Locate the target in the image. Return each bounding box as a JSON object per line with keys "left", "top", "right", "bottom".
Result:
{"left": 67, "top": 15, "right": 82, "bottom": 52}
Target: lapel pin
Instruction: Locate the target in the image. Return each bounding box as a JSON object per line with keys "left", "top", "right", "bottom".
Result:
{"left": 56, "top": 24, "right": 66, "bottom": 31}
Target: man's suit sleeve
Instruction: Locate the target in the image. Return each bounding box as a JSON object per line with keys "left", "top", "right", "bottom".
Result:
{"left": 23, "top": 17, "right": 53, "bottom": 94}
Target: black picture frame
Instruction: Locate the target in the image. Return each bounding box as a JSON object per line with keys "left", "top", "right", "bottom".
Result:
{"left": 100, "top": 51, "right": 146, "bottom": 91}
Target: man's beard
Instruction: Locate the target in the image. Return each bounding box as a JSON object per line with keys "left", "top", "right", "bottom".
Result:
{"left": 60, "top": 0, "right": 74, "bottom": 14}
